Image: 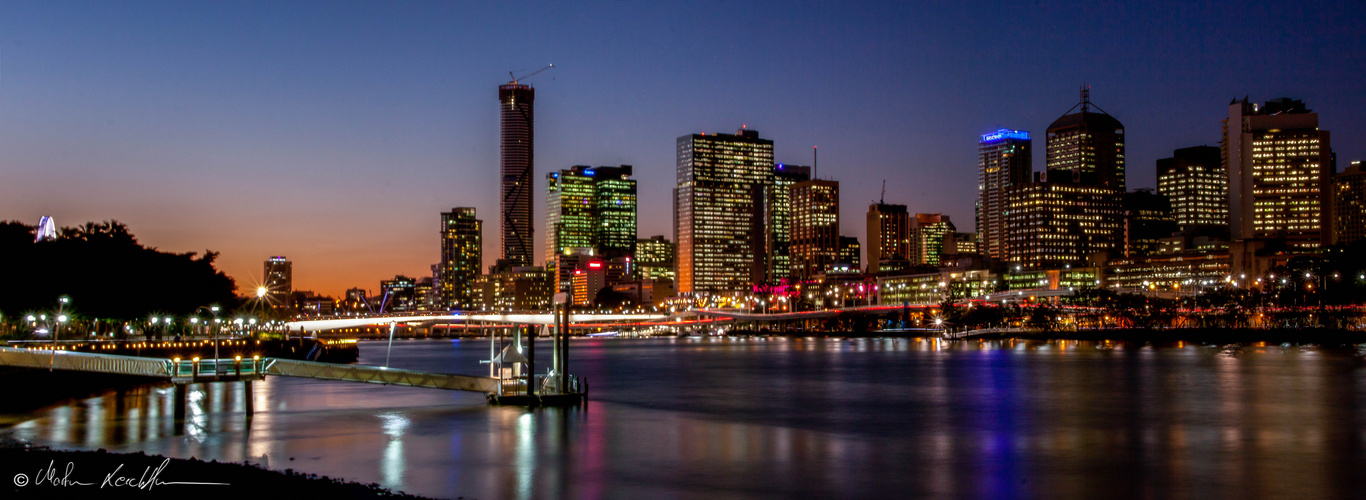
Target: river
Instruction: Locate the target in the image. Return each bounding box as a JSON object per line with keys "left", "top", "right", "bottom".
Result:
{"left": 7, "top": 337, "right": 1366, "bottom": 499}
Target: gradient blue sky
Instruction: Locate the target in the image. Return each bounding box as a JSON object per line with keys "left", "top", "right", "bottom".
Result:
{"left": 2, "top": 1, "right": 1363, "bottom": 297}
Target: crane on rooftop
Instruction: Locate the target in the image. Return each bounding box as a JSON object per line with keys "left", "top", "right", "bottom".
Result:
{"left": 508, "top": 64, "right": 554, "bottom": 85}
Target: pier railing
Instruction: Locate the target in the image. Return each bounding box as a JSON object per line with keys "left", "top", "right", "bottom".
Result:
{"left": 0, "top": 346, "right": 172, "bottom": 378}
{"left": 262, "top": 358, "right": 499, "bottom": 393}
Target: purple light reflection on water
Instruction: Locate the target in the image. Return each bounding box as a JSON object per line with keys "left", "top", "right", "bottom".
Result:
{"left": 7, "top": 338, "right": 1366, "bottom": 499}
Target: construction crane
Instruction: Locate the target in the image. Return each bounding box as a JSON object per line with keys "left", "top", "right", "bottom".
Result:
{"left": 508, "top": 64, "right": 554, "bottom": 85}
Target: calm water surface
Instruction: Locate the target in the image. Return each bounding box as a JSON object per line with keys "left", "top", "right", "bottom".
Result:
{"left": 8, "top": 338, "right": 1366, "bottom": 499}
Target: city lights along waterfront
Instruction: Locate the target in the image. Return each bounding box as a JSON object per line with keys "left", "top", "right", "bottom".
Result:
{"left": 5, "top": 3, "right": 1366, "bottom": 499}
{"left": 7, "top": 338, "right": 1366, "bottom": 499}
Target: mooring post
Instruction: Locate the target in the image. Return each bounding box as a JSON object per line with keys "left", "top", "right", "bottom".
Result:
{"left": 526, "top": 325, "right": 535, "bottom": 397}
{"left": 244, "top": 380, "right": 254, "bottom": 418}
{"left": 561, "top": 304, "right": 571, "bottom": 394}
{"left": 173, "top": 383, "right": 187, "bottom": 421}
{"left": 551, "top": 304, "right": 560, "bottom": 392}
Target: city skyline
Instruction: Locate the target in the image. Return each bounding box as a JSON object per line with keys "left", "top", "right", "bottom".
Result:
{"left": 2, "top": 2, "right": 1364, "bottom": 297}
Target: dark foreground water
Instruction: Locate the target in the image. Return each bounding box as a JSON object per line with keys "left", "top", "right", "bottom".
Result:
{"left": 7, "top": 338, "right": 1366, "bottom": 499}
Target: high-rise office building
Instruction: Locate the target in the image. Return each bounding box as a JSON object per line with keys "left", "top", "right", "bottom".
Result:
{"left": 866, "top": 203, "right": 910, "bottom": 274}
{"left": 1006, "top": 176, "right": 1123, "bottom": 269}
{"left": 1046, "top": 87, "right": 1125, "bottom": 190}
{"left": 545, "top": 169, "right": 595, "bottom": 265}
{"left": 1334, "top": 161, "right": 1366, "bottom": 245}
{"left": 791, "top": 179, "right": 840, "bottom": 278}
{"left": 380, "top": 275, "right": 417, "bottom": 313}
{"left": 440, "top": 207, "right": 482, "bottom": 310}
{"left": 675, "top": 129, "right": 774, "bottom": 293}
{"left": 263, "top": 256, "right": 292, "bottom": 308}
{"left": 767, "top": 163, "right": 811, "bottom": 283}
{"left": 594, "top": 166, "right": 638, "bottom": 261}
{"left": 636, "top": 235, "right": 676, "bottom": 281}
{"left": 976, "top": 129, "right": 1032, "bottom": 260}
{"left": 912, "top": 214, "right": 956, "bottom": 266}
{"left": 414, "top": 277, "right": 436, "bottom": 312}
{"left": 476, "top": 266, "right": 551, "bottom": 311}
{"left": 1123, "top": 189, "right": 1179, "bottom": 258}
{"left": 500, "top": 82, "right": 535, "bottom": 267}
{"left": 838, "top": 236, "right": 861, "bottom": 271}
{"left": 545, "top": 165, "right": 638, "bottom": 266}
{"left": 1224, "top": 97, "right": 1333, "bottom": 249}
{"left": 947, "top": 232, "right": 978, "bottom": 255}
{"left": 1156, "top": 146, "right": 1227, "bottom": 233}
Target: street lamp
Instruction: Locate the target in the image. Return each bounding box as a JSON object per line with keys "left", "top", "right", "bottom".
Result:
{"left": 210, "top": 305, "right": 221, "bottom": 373}
{"left": 50, "top": 296, "right": 69, "bottom": 371}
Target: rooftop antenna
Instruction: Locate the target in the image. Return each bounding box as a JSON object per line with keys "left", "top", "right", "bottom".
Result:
{"left": 1080, "top": 84, "right": 1091, "bottom": 113}
{"left": 880, "top": 180, "right": 886, "bottom": 204}
{"left": 813, "top": 145, "right": 818, "bottom": 180}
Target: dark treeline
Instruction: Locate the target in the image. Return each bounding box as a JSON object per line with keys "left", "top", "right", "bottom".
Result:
{"left": 0, "top": 220, "right": 237, "bottom": 320}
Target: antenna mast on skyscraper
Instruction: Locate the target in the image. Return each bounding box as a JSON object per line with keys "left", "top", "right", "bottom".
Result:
{"left": 880, "top": 180, "right": 886, "bottom": 204}
{"left": 813, "top": 145, "right": 818, "bottom": 179}
{"left": 1080, "top": 84, "right": 1091, "bottom": 113}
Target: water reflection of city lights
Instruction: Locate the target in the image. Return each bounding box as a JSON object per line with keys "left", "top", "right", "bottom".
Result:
{"left": 379, "top": 412, "right": 410, "bottom": 490}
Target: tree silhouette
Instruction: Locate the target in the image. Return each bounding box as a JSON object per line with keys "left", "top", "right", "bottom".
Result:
{"left": 0, "top": 220, "right": 238, "bottom": 320}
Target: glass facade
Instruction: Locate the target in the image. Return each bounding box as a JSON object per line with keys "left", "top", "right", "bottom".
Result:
{"left": 545, "top": 165, "right": 637, "bottom": 277}
{"left": 791, "top": 180, "right": 840, "bottom": 278}
{"left": 977, "top": 130, "right": 1032, "bottom": 260}
{"left": 912, "top": 214, "right": 955, "bottom": 266}
{"left": 1157, "top": 146, "right": 1227, "bottom": 232}
{"left": 1045, "top": 90, "right": 1125, "bottom": 191}
{"left": 867, "top": 203, "right": 910, "bottom": 274}
{"left": 1006, "top": 182, "right": 1123, "bottom": 269}
{"left": 1334, "top": 162, "right": 1366, "bottom": 245}
{"left": 440, "top": 207, "right": 481, "bottom": 310}
{"left": 636, "top": 235, "right": 676, "bottom": 281}
{"left": 499, "top": 83, "right": 535, "bottom": 267}
{"left": 1224, "top": 98, "right": 1333, "bottom": 249}
{"left": 675, "top": 130, "right": 774, "bottom": 293}
{"left": 768, "top": 164, "right": 811, "bottom": 283}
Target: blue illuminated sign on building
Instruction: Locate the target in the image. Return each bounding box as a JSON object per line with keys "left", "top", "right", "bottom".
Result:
{"left": 583, "top": 169, "right": 595, "bottom": 176}
{"left": 980, "top": 129, "right": 1030, "bottom": 143}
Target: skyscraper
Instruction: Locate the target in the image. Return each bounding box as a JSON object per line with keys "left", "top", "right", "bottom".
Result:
{"left": 263, "top": 256, "right": 292, "bottom": 308}
{"left": 675, "top": 129, "right": 774, "bottom": 293}
{"left": 1123, "top": 189, "right": 1178, "bottom": 258}
{"left": 977, "top": 129, "right": 1032, "bottom": 260}
{"left": 912, "top": 214, "right": 955, "bottom": 266}
{"left": 1224, "top": 97, "right": 1333, "bottom": 249}
{"left": 1045, "top": 87, "right": 1125, "bottom": 190}
{"left": 767, "top": 163, "right": 811, "bottom": 283}
{"left": 500, "top": 82, "right": 535, "bottom": 267}
{"left": 838, "top": 236, "right": 861, "bottom": 271}
{"left": 636, "top": 235, "right": 676, "bottom": 281}
{"left": 1157, "top": 146, "right": 1227, "bottom": 233}
{"left": 791, "top": 179, "right": 840, "bottom": 278}
{"left": 1006, "top": 176, "right": 1123, "bottom": 269}
{"left": 545, "top": 165, "right": 637, "bottom": 264}
{"left": 1335, "top": 161, "right": 1366, "bottom": 245}
{"left": 866, "top": 202, "right": 910, "bottom": 274}
{"left": 440, "top": 207, "right": 482, "bottom": 310}
{"left": 592, "top": 166, "right": 638, "bottom": 261}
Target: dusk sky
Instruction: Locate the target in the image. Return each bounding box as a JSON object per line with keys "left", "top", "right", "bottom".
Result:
{"left": 2, "top": 1, "right": 1364, "bottom": 297}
